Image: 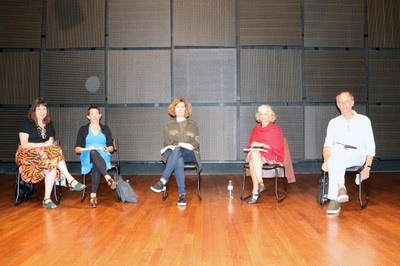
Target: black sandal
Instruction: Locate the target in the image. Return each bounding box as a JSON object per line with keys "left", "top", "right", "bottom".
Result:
{"left": 247, "top": 194, "right": 261, "bottom": 204}
{"left": 90, "top": 196, "right": 98, "bottom": 208}
{"left": 258, "top": 183, "right": 267, "bottom": 193}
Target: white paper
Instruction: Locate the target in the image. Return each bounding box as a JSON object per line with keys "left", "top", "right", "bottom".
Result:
{"left": 243, "top": 148, "right": 269, "bottom": 153}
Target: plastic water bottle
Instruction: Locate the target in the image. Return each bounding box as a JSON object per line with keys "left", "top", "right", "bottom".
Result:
{"left": 355, "top": 174, "right": 361, "bottom": 185}
{"left": 227, "top": 180, "right": 233, "bottom": 199}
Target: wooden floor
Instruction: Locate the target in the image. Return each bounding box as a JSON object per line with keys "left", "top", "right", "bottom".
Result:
{"left": 0, "top": 172, "right": 399, "bottom": 265}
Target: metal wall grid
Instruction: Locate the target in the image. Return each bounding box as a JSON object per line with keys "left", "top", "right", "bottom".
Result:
{"left": 0, "top": 0, "right": 399, "bottom": 168}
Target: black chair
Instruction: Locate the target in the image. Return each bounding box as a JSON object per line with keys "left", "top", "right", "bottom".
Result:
{"left": 240, "top": 162, "right": 287, "bottom": 203}
{"left": 322, "top": 166, "right": 369, "bottom": 209}
{"left": 81, "top": 138, "right": 120, "bottom": 202}
{"left": 15, "top": 171, "right": 60, "bottom": 206}
{"left": 162, "top": 162, "right": 202, "bottom": 201}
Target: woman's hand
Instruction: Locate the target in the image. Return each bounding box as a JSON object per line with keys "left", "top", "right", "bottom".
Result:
{"left": 178, "top": 142, "right": 194, "bottom": 150}
{"left": 43, "top": 139, "right": 53, "bottom": 146}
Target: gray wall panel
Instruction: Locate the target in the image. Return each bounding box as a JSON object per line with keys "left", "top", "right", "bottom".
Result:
{"left": 0, "top": 52, "right": 39, "bottom": 104}
{"left": 241, "top": 49, "right": 302, "bottom": 103}
{"left": 108, "top": 0, "right": 170, "bottom": 48}
{"left": 369, "top": 51, "right": 400, "bottom": 103}
{"left": 174, "top": 0, "right": 235, "bottom": 46}
{"left": 368, "top": 0, "right": 400, "bottom": 48}
{"left": 46, "top": 0, "right": 105, "bottom": 48}
{"left": 0, "top": 0, "right": 42, "bottom": 48}
{"left": 173, "top": 49, "right": 237, "bottom": 103}
{"left": 305, "top": 51, "right": 365, "bottom": 102}
{"left": 43, "top": 51, "right": 105, "bottom": 104}
{"left": 0, "top": 108, "right": 28, "bottom": 161}
{"left": 369, "top": 106, "right": 400, "bottom": 158}
{"left": 108, "top": 50, "right": 171, "bottom": 104}
{"left": 239, "top": 0, "right": 302, "bottom": 46}
{"left": 191, "top": 106, "right": 236, "bottom": 161}
{"left": 304, "top": 0, "right": 364, "bottom": 48}
{"left": 108, "top": 107, "right": 169, "bottom": 161}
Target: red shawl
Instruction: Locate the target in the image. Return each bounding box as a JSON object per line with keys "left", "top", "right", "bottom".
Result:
{"left": 246, "top": 123, "right": 284, "bottom": 163}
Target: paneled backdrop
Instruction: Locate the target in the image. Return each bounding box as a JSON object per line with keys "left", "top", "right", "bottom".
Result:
{"left": 1, "top": 0, "right": 399, "bottom": 170}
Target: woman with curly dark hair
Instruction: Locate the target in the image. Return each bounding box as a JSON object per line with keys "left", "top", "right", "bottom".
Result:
{"left": 150, "top": 98, "right": 201, "bottom": 206}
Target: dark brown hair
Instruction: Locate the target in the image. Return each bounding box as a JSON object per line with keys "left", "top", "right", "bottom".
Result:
{"left": 28, "top": 98, "right": 51, "bottom": 125}
{"left": 86, "top": 105, "right": 102, "bottom": 116}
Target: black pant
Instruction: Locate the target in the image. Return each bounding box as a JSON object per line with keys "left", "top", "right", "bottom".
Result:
{"left": 90, "top": 150, "right": 108, "bottom": 193}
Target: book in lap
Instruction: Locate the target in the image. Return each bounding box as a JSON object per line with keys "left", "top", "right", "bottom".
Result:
{"left": 160, "top": 143, "right": 193, "bottom": 154}
{"left": 243, "top": 147, "right": 269, "bottom": 153}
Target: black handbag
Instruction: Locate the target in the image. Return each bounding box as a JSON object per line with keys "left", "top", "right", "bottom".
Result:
{"left": 317, "top": 172, "right": 329, "bottom": 205}
{"left": 14, "top": 176, "right": 37, "bottom": 202}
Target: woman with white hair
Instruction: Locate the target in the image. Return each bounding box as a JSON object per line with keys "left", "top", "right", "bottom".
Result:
{"left": 245, "top": 105, "right": 284, "bottom": 204}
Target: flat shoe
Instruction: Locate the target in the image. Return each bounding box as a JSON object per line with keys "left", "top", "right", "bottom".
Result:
{"left": 69, "top": 179, "right": 86, "bottom": 191}
{"left": 42, "top": 198, "right": 57, "bottom": 210}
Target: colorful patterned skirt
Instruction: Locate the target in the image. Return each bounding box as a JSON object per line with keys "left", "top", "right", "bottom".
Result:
{"left": 15, "top": 145, "right": 64, "bottom": 184}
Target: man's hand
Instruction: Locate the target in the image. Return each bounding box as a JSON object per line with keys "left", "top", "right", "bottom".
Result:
{"left": 360, "top": 167, "right": 370, "bottom": 180}
{"left": 321, "top": 162, "right": 329, "bottom": 172}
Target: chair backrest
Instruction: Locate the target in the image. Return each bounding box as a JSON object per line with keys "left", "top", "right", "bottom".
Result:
{"left": 111, "top": 138, "right": 120, "bottom": 170}
{"left": 250, "top": 137, "right": 296, "bottom": 183}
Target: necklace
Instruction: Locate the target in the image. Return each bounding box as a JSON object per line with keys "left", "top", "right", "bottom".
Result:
{"left": 36, "top": 124, "right": 46, "bottom": 139}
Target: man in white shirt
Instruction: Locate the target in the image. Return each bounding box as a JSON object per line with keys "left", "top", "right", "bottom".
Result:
{"left": 322, "top": 92, "right": 375, "bottom": 215}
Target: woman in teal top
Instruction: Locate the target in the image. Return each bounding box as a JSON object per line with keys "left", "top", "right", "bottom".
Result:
{"left": 75, "top": 106, "right": 116, "bottom": 208}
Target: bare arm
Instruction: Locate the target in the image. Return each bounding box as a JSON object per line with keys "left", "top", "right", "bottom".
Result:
{"left": 19, "top": 132, "right": 53, "bottom": 149}
{"left": 361, "top": 155, "right": 374, "bottom": 179}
